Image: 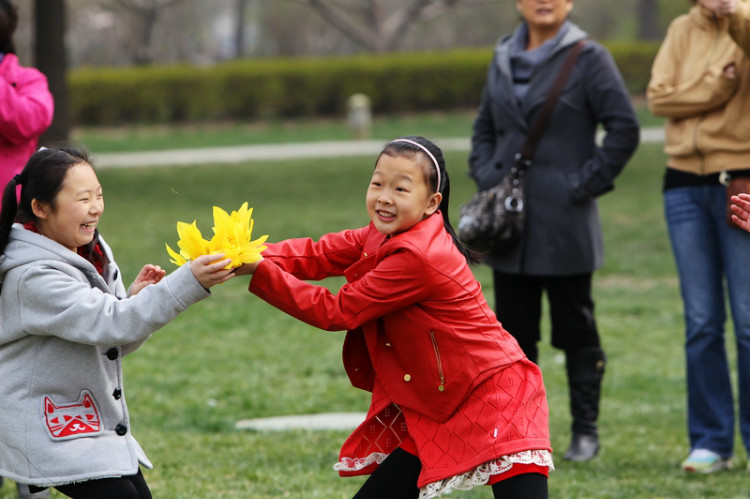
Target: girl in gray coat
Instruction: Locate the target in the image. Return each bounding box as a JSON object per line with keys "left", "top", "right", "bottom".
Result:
{"left": 468, "top": 0, "right": 639, "bottom": 462}
{"left": 0, "top": 147, "right": 234, "bottom": 498}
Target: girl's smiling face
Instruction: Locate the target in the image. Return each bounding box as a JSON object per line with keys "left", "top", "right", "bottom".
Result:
{"left": 366, "top": 153, "right": 442, "bottom": 237}
{"left": 32, "top": 162, "right": 104, "bottom": 251}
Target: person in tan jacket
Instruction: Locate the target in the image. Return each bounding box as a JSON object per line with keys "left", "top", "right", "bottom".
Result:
{"left": 647, "top": 0, "right": 750, "bottom": 474}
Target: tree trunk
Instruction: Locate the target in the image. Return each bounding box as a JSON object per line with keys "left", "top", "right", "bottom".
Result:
{"left": 637, "top": 0, "right": 661, "bottom": 40}
{"left": 235, "top": 0, "right": 248, "bottom": 58}
{"left": 112, "top": 0, "right": 183, "bottom": 65}
{"left": 134, "top": 5, "right": 158, "bottom": 65}
{"left": 34, "top": 0, "right": 69, "bottom": 143}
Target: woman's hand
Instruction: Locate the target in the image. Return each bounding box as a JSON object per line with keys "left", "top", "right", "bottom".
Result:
{"left": 130, "top": 264, "right": 166, "bottom": 296}
{"left": 730, "top": 193, "right": 750, "bottom": 233}
{"left": 723, "top": 62, "right": 737, "bottom": 79}
{"left": 701, "top": 0, "right": 737, "bottom": 15}
{"left": 232, "top": 259, "right": 263, "bottom": 276}
{"left": 190, "top": 254, "right": 235, "bottom": 288}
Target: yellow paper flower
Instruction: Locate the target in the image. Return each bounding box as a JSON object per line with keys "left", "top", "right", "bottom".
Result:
{"left": 166, "top": 202, "right": 268, "bottom": 269}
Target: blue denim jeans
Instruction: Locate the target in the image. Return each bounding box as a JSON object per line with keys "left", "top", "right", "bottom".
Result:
{"left": 664, "top": 185, "right": 750, "bottom": 458}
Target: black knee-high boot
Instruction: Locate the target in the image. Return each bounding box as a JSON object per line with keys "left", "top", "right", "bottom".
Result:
{"left": 563, "top": 346, "right": 606, "bottom": 462}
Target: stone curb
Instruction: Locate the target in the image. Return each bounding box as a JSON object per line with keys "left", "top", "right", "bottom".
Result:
{"left": 235, "top": 412, "right": 367, "bottom": 432}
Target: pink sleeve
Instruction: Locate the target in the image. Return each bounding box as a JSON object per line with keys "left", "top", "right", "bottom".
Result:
{"left": 0, "top": 60, "right": 55, "bottom": 144}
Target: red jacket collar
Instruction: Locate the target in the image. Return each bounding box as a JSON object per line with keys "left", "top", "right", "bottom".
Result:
{"left": 22, "top": 222, "right": 107, "bottom": 276}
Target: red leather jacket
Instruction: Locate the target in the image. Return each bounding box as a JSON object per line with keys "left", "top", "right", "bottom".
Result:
{"left": 249, "top": 214, "right": 526, "bottom": 422}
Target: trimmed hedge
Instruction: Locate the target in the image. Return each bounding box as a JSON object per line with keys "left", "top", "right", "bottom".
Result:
{"left": 69, "top": 41, "right": 660, "bottom": 126}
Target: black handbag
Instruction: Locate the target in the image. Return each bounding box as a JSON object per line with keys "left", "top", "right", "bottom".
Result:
{"left": 458, "top": 40, "right": 586, "bottom": 254}
{"left": 457, "top": 156, "right": 527, "bottom": 254}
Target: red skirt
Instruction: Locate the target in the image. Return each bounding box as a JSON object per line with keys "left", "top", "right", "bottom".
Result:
{"left": 335, "top": 358, "right": 553, "bottom": 497}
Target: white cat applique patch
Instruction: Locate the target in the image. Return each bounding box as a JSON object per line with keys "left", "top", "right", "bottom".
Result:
{"left": 42, "top": 390, "right": 101, "bottom": 440}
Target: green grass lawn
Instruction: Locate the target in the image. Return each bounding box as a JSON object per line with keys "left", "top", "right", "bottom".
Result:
{"left": 2, "top": 142, "right": 747, "bottom": 499}
{"left": 71, "top": 99, "right": 663, "bottom": 154}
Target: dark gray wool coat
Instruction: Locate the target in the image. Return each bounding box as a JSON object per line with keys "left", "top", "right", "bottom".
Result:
{"left": 468, "top": 22, "right": 640, "bottom": 276}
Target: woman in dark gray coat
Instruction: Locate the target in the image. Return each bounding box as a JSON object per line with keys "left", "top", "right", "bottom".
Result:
{"left": 468, "top": 0, "right": 639, "bottom": 462}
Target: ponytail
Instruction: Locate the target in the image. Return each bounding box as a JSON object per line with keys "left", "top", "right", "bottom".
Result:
{"left": 0, "top": 175, "right": 21, "bottom": 254}
{"left": 435, "top": 170, "right": 479, "bottom": 264}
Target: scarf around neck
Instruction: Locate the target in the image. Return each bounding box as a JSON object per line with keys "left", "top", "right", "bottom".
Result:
{"left": 509, "top": 20, "right": 570, "bottom": 102}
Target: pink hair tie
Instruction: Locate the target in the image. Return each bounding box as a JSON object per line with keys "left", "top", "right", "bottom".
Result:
{"left": 388, "top": 139, "right": 441, "bottom": 191}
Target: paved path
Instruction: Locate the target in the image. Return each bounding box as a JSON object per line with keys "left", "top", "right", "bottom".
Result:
{"left": 93, "top": 128, "right": 664, "bottom": 169}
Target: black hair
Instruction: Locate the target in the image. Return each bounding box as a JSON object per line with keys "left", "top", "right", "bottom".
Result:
{"left": 379, "top": 136, "right": 478, "bottom": 264}
{"left": 0, "top": 0, "right": 17, "bottom": 55}
{"left": 0, "top": 147, "right": 92, "bottom": 254}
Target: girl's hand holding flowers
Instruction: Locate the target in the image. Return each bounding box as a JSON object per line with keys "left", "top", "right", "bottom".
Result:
{"left": 166, "top": 202, "right": 268, "bottom": 282}
{"left": 232, "top": 259, "right": 263, "bottom": 276}
{"left": 190, "top": 254, "right": 235, "bottom": 288}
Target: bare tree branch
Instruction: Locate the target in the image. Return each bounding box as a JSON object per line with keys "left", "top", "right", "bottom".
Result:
{"left": 383, "top": 0, "right": 436, "bottom": 50}
{"left": 307, "top": 0, "right": 385, "bottom": 51}
{"left": 106, "top": 0, "right": 184, "bottom": 64}
{"left": 304, "top": 0, "right": 462, "bottom": 52}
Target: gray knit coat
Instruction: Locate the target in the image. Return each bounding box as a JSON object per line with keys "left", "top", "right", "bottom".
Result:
{"left": 0, "top": 225, "right": 209, "bottom": 486}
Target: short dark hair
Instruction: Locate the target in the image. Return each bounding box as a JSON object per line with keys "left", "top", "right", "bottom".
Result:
{"left": 0, "top": 0, "right": 18, "bottom": 54}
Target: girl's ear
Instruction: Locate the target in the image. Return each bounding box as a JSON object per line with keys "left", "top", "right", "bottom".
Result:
{"left": 424, "top": 192, "right": 443, "bottom": 216}
{"left": 31, "top": 199, "right": 50, "bottom": 219}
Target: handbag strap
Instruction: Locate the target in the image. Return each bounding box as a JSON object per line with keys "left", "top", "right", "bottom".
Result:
{"left": 515, "top": 39, "right": 587, "bottom": 169}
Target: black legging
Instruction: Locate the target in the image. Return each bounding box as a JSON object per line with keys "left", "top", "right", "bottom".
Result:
{"left": 493, "top": 271, "right": 600, "bottom": 363}
{"left": 34, "top": 469, "right": 152, "bottom": 499}
{"left": 353, "top": 447, "right": 548, "bottom": 499}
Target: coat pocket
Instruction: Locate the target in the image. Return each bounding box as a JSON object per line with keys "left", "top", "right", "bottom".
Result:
{"left": 42, "top": 390, "right": 102, "bottom": 441}
{"left": 429, "top": 330, "right": 446, "bottom": 393}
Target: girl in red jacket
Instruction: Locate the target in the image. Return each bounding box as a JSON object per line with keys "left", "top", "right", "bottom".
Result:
{"left": 237, "top": 136, "right": 553, "bottom": 499}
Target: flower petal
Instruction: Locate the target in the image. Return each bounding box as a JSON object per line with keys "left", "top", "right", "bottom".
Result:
{"left": 166, "top": 203, "right": 267, "bottom": 268}
{"left": 165, "top": 243, "right": 187, "bottom": 266}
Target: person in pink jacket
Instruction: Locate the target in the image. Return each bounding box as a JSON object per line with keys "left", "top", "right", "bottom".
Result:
{"left": 236, "top": 136, "right": 553, "bottom": 499}
{"left": 0, "top": 0, "right": 54, "bottom": 191}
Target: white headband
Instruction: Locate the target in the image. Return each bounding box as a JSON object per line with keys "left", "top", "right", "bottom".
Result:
{"left": 388, "top": 139, "right": 441, "bottom": 192}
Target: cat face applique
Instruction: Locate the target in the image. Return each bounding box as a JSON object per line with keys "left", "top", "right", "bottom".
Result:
{"left": 43, "top": 390, "right": 101, "bottom": 440}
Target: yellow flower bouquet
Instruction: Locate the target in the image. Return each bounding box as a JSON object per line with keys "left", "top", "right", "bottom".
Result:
{"left": 166, "top": 202, "right": 268, "bottom": 269}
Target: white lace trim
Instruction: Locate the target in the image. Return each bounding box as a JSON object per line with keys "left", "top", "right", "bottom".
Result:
{"left": 334, "top": 449, "right": 554, "bottom": 499}
{"left": 419, "top": 450, "right": 555, "bottom": 499}
{"left": 334, "top": 452, "right": 390, "bottom": 472}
